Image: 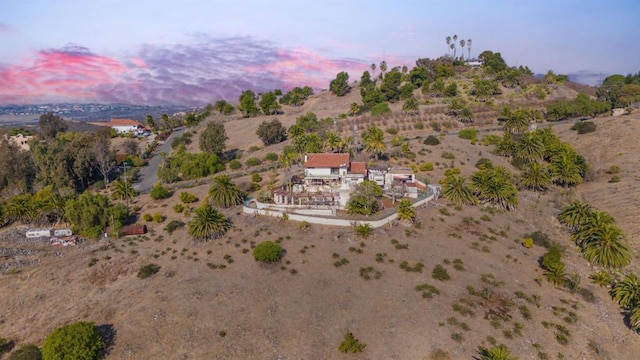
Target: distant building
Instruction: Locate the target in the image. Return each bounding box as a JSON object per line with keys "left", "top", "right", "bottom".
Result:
{"left": 89, "top": 118, "right": 146, "bottom": 134}
{"left": 7, "top": 133, "right": 33, "bottom": 151}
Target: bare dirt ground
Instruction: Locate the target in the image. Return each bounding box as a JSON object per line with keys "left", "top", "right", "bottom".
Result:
{"left": 2, "top": 93, "right": 640, "bottom": 359}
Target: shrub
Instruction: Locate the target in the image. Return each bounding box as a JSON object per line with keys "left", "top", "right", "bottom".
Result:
{"left": 251, "top": 173, "right": 263, "bottom": 183}
{"left": 264, "top": 152, "right": 279, "bottom": 162}
{"left": 571, "top": 121, "right": 596, "bottom": 134}
{"left": 458, "top": 128, "right": 477, "bottom": 142}
{"left": 252, "top": 241, "right": 284, "bottom": 263}
{"left": 441, "top": 152, "right": 455, "bottom": 159}
{"left": 371, "top": 103, "right": 391, "bottom": 116}
{"left": 153, "top": 212, "right": 165, "bottom": 223}
{"left": 137, "top": 263, "right": 161, "bottom": 279}
{"left": 432, "top": 264, "right": 451, "bottom": 281}
{"left": 228, "top": 159, "right": 242, "bottom": 170}
{"left": 387, "top": 127, "right": 398, "bottom": 135}
{"left": 423, "top": 135, "right": 440, "bottom": 146}
{"left": 8, "top": 344, "right": 42, "bottom": 360}
{"left": 525, "top": 231, "right": 552, "bottom": 248}
{"left": 609, "top": 175, "right": 621, "bottom": 183}
{"left": 338, "top": 332, "right": 366, "bottom": 353}
{"left": 173, "top": 203, "right": 185, "bottom": 213}
{"left": 179, "top": 192, "right": 197, "bottom": 204}
{"left": 143, "top": 213, "right": 153, "bottom": 222}
{"left": 150, "top": 184, "right": 172, "bottom": 200}
{"left": 419, "top": 162, "right": 434, "bottom": 171}
{"left": 164, "top": 220, "right": 185, "bottom": 235}
{"left": 245, "top": 157, "right": 262, "bottom": 166}
{"left": 475, "top": 158, "right": 493, "bottom": 170}
{"left": 522, "top": 238, "right": 534, "bottom": 248}
{"left": 42, "top": 322, "right": 104, "bottom": 360}
{"left": 542, "top": 245, "right": 563, "bottom": 269}
{"left": 0, "top": 338, "right": 12, "bottom": 356}
{"left": 355, "top": 224, "right": 373, "bottom": 239}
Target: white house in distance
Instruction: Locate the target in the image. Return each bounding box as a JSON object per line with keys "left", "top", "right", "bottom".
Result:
{"left": 89, "top": 118, "right": 146, "bottom": 134}
{"left": 303, "top": 153, "right": 367, "bottom": 187}
{"left": 6, "top": 133, "right": 34, "bottom": 151}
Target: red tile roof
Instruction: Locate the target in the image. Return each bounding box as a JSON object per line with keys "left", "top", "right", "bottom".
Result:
{"left": 108, "top": 118, "right": 144, "bottom": 127}
{"left": 349, "top": 162, "right": 367, "bottom": 175}
{"left": 304, "top": 153, "right": 350, "bottom": 168}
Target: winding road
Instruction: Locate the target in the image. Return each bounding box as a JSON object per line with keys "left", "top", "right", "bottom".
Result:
{"left": 133, "top": 128, "right": 183, "bottom": 193}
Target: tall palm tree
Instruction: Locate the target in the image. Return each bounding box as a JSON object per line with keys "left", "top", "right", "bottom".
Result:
{"left": 446, "top": 36, "right": 452, "bottom": 55}
{"left": 112, "top": 179, "right": 137, "bottom": 208}
{"left": 379, "top": 60, "right": 388, "bottom": 80}
{"left": 467, "top": 39, "right": 472, "bottom": 60}
{"left": 459, "top": 39, "right": 466, "bottom": 61}
{"left": 188, "top": 204, "right": 231, "bottom": 241}
{"left": 519, "top": 162, "right": 551, "bottom": 191}
{"left": 209, "top": 175, "right": 244, "bottom": 208}
{"left": 370, "top": 63, "right": 376, "bottom": 78}
{"left": 452, "top": 35, "right": 458, "bottom": 58}
{"left": 558, "top": 201, "right": 593, "bottom": 231}
{"left": 362, "top": 126, "right": 386, "bottom": 160}
{"left": 610, "top": 274, "right": 640, "bottom": 309}
{"left": 581, "top": 223, "right": 631, "bottom": 268}
{"left": 442, "top": 175, "right": 476, "bottom": 206}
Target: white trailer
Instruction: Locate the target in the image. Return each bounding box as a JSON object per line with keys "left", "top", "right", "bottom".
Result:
{"left": 25, "top": 228, "right": 54, "bottom": 238}
{"left": 53, "top": 228, "right": 73, "bottom": 237}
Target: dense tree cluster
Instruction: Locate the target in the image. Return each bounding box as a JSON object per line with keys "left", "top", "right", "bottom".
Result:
{"left": 596, "top": 72, "right": 640, "bottom": 108}
{"left": 346, "top": 181, "right": 383, "bottom": 215}
{"left": 546, "top": 94, "right": 610, "bottom": 121}
{"left": 330, "top": 72, "right": 350, "bottom": 96}
{"left": 279, "top": 86, "right": 313, "bottom": 106}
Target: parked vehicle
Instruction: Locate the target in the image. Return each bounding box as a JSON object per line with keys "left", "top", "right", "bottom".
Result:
{"left": 26, "top": 228, "right": 53, "bottom": 238}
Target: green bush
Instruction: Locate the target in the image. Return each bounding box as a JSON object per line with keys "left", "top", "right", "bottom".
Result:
{"left": 338, "top": 332, "right": 366, "bottom": 353}
{"left": 0, "top": 338, "right": 12, "bottom": 356}
{"left": 153, "top": 212, "right": 164, "bottom": 223}
{"left": 228, "top": 159, "right": 242, "bottom": 170}
{"left": 542, "top": 246, "right": 563, "bottom": 269}
{"left": 387, "top": 127, "right": 398, "bottom": 135}
{"left": 173, "top": 203, "right": 185, "bottom": 213}
{"left": 264, "top": 152, "right": 279, "bottom": 162}
{"left": 137, "top": 263, "right": 161, "bottom": 279}
{"left": 245, "top": 157, "right": 262, "bottom": 167}
{"left": 521, "top": 237, "right": 534, "bottom": 248}
{"left": 252, "top": 241, "right": 284, "bottom": 263}
{"left": 609, "top": 175, "right": 621, "bottom": 183}
{"left": 143, "top": 213, "right": 153, "bottom": 222}
{"left": 164, "top": 220, "right": 185, "bottom": 235}
{"left": 432, "top": 264, "right": 451, "bottom": 281}
{"left": 441, "top": 152, "right": 455, "bottom": 159}
{"left": 571, "top": 121, "right": 596, "bottom": 134}
{"left": 179, "top": 192, "right": 197, "bottom": 204}
{"left": 150, "top": 184, "right": 171, "bottom": 200}
{"left": 475, "top": 158, "right": 493, "bottom": 170}
{"left": 371, "top": 103, "right": 391, "bottom": 116}
{"left": 251, "top": 173, "right": 263, "bottom": 183}
{"left": 8, "top": 344, "right": 42, "bottom": 360}
{"left": 423, "top": 135, "right": 440, "bottom": 146}
{"left": 458, "top": 128, "right": 477, "bottom": 141}
{"left": 42, "top": 322, "right": 104, "bottom": 360}
{"left": 419, "top": 162, "right": 434, "bottom": 171}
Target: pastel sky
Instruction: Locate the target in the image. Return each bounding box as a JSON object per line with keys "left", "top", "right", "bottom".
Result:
{"left": 1, "top": 0, "right": 638, "bottom": 106}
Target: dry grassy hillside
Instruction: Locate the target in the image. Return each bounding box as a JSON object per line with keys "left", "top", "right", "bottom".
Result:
{"left": 4, "top": 79, "right": 640, "bottom": 359}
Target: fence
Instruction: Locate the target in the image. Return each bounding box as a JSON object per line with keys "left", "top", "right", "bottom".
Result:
{"left": 243, "top": 185, "right": 439, "bottom": 228}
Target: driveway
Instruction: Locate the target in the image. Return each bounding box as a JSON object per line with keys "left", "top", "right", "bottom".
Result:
{"left": 134, "top": 128, "right": 183, "bottom": 193}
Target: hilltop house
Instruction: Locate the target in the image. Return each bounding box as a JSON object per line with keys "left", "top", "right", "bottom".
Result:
{"left": 303, "top": 153, "right": 367, "bottom": 186}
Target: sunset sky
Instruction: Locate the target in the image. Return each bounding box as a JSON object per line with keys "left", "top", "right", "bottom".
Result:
{"left": 1, "top": 0, "right": 638, "bottom": 106}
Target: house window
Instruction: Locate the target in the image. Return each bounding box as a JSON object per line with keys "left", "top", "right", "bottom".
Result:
{"left": 331, "top": 168, "right": 339, "bottom": 175}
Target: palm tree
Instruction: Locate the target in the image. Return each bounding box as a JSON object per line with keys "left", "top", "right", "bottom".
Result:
{"left": 519, "top": 162, "right": 551, "bottom": 191}
{"left": 630, "top": 306, "right": 640, "bottom": 331}
{"left": 557, "top": 201, "right": 593, "bottom": 231}
{"left": 550, "top": 149, "right": 583, "bottom": 187}
{"left": 459, "top": 39, "right": 466, "bottom": 61}
{"left": 209, "top": 175, "right": 244, "bottom": 208}
{"left": 467, "top": 39, "right": 472, "bottom": 60}
{"left": 543, "top": 261, "right": 568, "bottom": 286}
{"left": 446, "top": 36, "right": 452, "bottom": 55}
{"left": 610, "top": 274, "right": 640, "bottom": 309}
{"left": 362, "top": 126, "right": 386, "bottom": 160}
{"left": 478, "top": 167, "right": 518, "bottom": 211}
{"left": 349, "top": 102, "right": 361, "bottom": 117}
{"left": 354, "top": 223, "right": 373, "bottom": 239}
{"left": 442, "top": 175, "right": 476, "bottom": 206}
{"left": 370, "top": 63, "right": 376, "bottom": 78}
{"left": 188, "top": 204, "right": 231, "bottom": 241}
{"left": 516, "top": 132, "right": 544, "bottom": 163}
{"left": 112, "top": 179, "right": 137, "bottom": 209}
{"left": 379, "top": 60, "right": 388, "bottom": 79}
{"left": 397, "top": 199, "right": 415, "bottom": 223}
{"left": 402, "top": 97, "right": 419, "bottom": 115}
{"left": 572, "top": 209, "right": 615, "bottom": 246}
{"left": 503, "top": 112, "right": 530, "bottom": 134}
{"left": 5, "top": 194, "right": 38, "bottom": 224}
{"left": 479, "top": 344, "right": 518, "bottom": 360}
{"left": 452, "top": 35, "right": 458, "bottom": 58}
{"left": 323, "top": 131, "right": 343, "bottom": 152}
{"left": 581, "top": 223, "right": 631, "bottom": 268}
